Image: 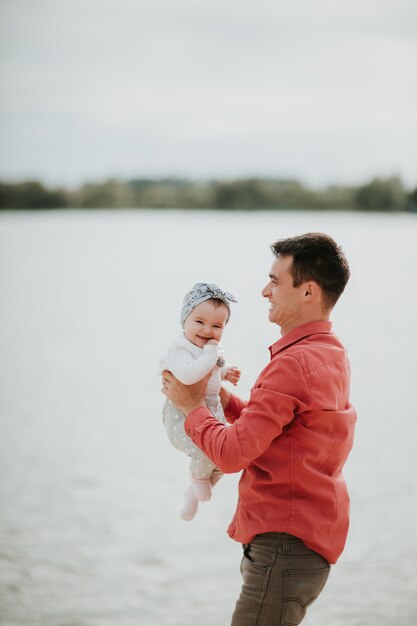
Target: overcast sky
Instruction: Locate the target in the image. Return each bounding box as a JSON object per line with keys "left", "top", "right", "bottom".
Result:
{"left": 1, "top": 0, "right": 416, "bottom": 188}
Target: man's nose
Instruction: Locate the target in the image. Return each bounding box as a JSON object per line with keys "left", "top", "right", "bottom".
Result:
{"left": 261, "top": 285, "right": 270, "bottom": 297}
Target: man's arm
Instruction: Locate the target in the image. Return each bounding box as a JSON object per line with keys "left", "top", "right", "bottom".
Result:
{"left": 184, "top": 386, "right": 297, "bottom": 473}
{"left": 162, "top": 354, "right": 308, "bottom": 474}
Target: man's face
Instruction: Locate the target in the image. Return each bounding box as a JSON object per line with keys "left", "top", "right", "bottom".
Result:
{"left": 262, "top": 255, "right": 306, "bottom": 332}
{"left": 183, "top": 300, "right": 228, "bottom": 349}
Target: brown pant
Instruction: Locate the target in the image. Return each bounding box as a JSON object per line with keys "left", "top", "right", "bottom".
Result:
{"left": 230, "top": 532, "right": 330, "bottom": 626}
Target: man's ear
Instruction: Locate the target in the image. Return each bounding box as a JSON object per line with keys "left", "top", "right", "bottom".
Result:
{"left": 303, "top": 281, "right": 318, "bottom": 301}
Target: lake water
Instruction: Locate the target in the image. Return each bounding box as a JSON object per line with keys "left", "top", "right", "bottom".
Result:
{"left": 0, "top": 209, "right": 416, "bottom": 626}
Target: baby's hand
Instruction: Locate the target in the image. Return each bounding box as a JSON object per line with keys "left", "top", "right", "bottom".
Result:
{"left": 206, "top": 339, "right": 218, "bottom": 345}
{"left": 225, "top": 366, "right": 241, "bottom": 386}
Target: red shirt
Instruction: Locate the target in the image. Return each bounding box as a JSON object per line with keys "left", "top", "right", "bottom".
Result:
{"left": 184, "top": 320, "right": 356, "bottom": 564}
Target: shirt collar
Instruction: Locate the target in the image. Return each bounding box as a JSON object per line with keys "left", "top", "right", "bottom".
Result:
{"left": 269, "top": 320, "right": 332, "bottom": 358}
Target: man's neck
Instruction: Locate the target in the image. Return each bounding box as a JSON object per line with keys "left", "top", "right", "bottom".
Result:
{"left": 280, "top": 312, "right": 331, "bottom": 336}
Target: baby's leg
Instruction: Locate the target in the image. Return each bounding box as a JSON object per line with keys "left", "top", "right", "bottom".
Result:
{"left": 189, "top": 450, "right": 217, "bottom": 501}
{"left": 190, "top": 475, "right": 212, "bottom": 501}
{"left": 180, "top": 486, "right": 199, "bottom": 521}
{"left": 180, "top": 467, "right": 223, "bottom": 520}
{"left": 210, "top": 468, "right": 224, "bottom": 487}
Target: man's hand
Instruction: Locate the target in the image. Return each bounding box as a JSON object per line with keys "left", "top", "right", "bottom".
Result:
{"left": 224, "top": 366, "right": 241, "bottom": 386}
{"left": 161, "top": 370, "right": 210, "bottom": 416}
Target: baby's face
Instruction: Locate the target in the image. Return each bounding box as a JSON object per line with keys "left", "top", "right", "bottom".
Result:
{"left": 183, "top": 300, "right": 229, "bottom": 349}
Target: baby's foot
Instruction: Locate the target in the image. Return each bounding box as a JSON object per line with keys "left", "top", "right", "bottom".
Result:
{"left": 191, "top": 476, "right": 212, "bottom": 501}
{"left": 210, "top": 468, "right": 223, "bottom": 487}
{"left": 180, "top": 486, "right": 199, "bottom": 521}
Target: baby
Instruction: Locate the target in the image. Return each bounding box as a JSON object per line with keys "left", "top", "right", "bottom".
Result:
{"left": 159, "top": 282, "right": 240, "bottom": 521}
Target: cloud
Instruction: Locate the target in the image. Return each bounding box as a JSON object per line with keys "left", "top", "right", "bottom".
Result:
{"left": 1, "top": 0, "right": 416, "bottom": 186}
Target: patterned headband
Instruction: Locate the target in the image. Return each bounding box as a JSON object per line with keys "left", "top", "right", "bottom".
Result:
{"left": 181, "top": 282, "right": 237, "bottom": 326}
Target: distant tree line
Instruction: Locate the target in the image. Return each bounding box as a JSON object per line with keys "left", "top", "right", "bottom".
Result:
{"left": 1, "top": 176, "right": 416, "bottom": 212}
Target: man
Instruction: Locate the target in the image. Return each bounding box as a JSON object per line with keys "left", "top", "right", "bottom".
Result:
{"left": 162, "top": 232, "right": 356, "bottom": 626}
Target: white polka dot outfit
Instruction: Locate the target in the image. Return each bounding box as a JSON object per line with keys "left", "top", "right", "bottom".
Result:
{"left": 160, "top": 333, "right": 230, "bottom": 479}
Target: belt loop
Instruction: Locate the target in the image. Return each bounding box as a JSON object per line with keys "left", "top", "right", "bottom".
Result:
{"left": 282, "top": 532, "right": 290, "bottom": 554}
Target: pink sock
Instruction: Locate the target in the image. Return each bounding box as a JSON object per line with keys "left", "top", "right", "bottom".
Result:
{"left": 180, "top": 486, "right": 199, "bottom": 521}
{"left": 190, "top": 476, "right": 212, "bottom": 501}
{"left": 210, "top": 468, "right": 223, "bottom": 487}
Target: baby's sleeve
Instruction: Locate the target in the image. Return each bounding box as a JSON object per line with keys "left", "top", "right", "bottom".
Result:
{"left": 165, "top": 342, "right": 218, "bottom": 385}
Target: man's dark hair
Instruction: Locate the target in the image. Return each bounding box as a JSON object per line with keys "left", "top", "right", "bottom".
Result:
{"left": 271, "top": 232, "right": 350, "bottom": 309}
